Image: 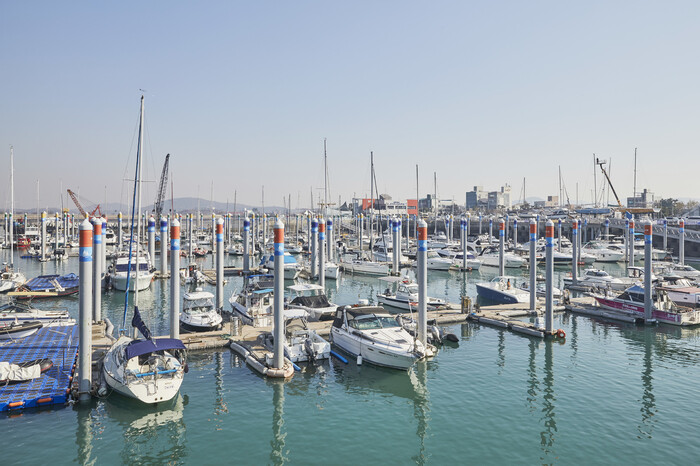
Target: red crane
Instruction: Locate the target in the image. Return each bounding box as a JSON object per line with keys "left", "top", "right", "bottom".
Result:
{"left": 67, "top": 189, "right": 103, "bottom": 218}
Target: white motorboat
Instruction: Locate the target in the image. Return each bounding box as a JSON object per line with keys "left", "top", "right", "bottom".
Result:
{"left": 479, "top": 248, "right": 527, "bottom": 268}
{"left": 324, "top": 261, "right": 341, "bottom": 280}
{"left": 258, "top": 317, "right": 331, "bottom": 362}
{"left": 582, "top": 241, "right": 624, "bottom": 262}
{"left": 330, "top": 305, "right": 435, "bottom": 370}
{"left": 657, "top": 277, "right": 700, "bottom": 308}
{"left": 229, "top": 274, "right": 307, "bottom": 327}
{"left": 377, "top": 278, "right": 447, "bottom": 311}
{"left": 225, "top": 244, "right": 244, "bottom": 255}
{"left": 657, "top": 263, "right": 700, "bottom": 280}
{"left": 475, "top": 276, "right": 531, "bottom": 304}
{"left": 0, "top": 268, "right": 26, "bottom": 293}
{"left": 259, "top": 252, "right": 301, "bottom": 280}
{"left": 287, "top": 283, "right": 338, "bottom": 321}
{"left": 180, "top": 289, "right": 222, "bottom": 332}
{"left": 339, "top": 252, "right": 390, "bottom": 276}
{"left": 109, "top": 253, "right": 155, "bottom": 291}
{"left": 415, "top": 250, "right": 453, "bottom": 271}
{"left": 180, "top": 263, "right": 207, "bottom": 285}
{"left": 436, "top": 249, "right": 483, "bottom": 270}
{"left": 563, "top": 267, "right": 624, "bottom": 289}
{"left": 0, "top": 301, "right": 74, "bottom": 325}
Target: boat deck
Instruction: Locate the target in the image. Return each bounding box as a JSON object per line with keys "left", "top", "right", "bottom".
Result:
{"left": 0, "top": 324, "right": 78, "bottom": 412}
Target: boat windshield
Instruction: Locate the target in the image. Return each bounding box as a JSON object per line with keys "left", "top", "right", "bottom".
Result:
{"left": 115, "top": 263, "right": 150, "bottom": 272}
{"left": 349, "top": 315, "right": 400, "bottom": 330}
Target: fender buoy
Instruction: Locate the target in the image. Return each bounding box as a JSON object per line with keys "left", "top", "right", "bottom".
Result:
{"left": 556, "top": 329, "right": 566, "bottom": 339}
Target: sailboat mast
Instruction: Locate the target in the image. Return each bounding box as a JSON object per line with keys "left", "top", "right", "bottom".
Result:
{"left": 9, "top": 146, "right": 14, "bottom": 269}
{"left": 323, "top": 138, "right": 328, "bottom": 218}
{"left": 433, "top": 172, "right": 437, "bottom": 235}
{"left": 558, "top": 166, "right": 562, "bottom": 208}
{"left": 633, "top": 147, "right": 637, "bottom": 202}
{"left": 593, "top": 154, "right": 597, "bottom": 208}
{"left": 415, "top": 164, "right": 419, "bottom": 240}
{"left": 369, "top": 152, "right": 374, "bottom": 253}
{"left": 134, "top": 96, "right": 144, "bottom": 309}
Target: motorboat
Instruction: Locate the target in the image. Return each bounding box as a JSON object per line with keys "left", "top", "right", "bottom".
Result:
{"left": 0, "top": 301, "right": 74, "bottom": 325}
{"left": 0, "top": 267, "right": 26, "bottom": 293}
{"left": 657, "top": 263, "right": 700, "bottom": 280}
{"left": 258, "top": 316, "right": 331, "bottom": 363}
{"left": 0, "top": 320, "right": 42, "bottom": 339}
{"left": 518, "top": 280, "right": 562, "bottom": 298}
{"left": 478, "top": 248, "right": 527, "bottom": 268}
{"left": 13, "top": 273, "right": 80, "bottom": 299}
{"left": 581, "top": 241, "right": 624, "bottom": 262}
{"left": 436, "top": 248, "right": 482, "bottom": 270}
{"left": 475, "top": 276, "right": 531, "bottom": 304}
{"left": 592, "top": 285, "right": 700, "bottom": 326}
{"left": 418, "top": 250, "right": 453, "bottom": 271}
{"left": 339, "top": 251, "right": 390, "bottom": 276}
{"left": 180, "top": 289, "right": 223, "bottom": 332}
{"left": 259, "top": 251, "right": 301, "bottom": 280}
{"left": 324, "top": 262, "right": 341, "bottom": 280}
{"left": 330, "top": 305, "right": 435, "bottom": 369}
{"left": 180, "top": 263, "right": 207, "bottom": 285}
{"left": 229, "top": 274, "right": 307, "bottom": 327}
{"left": 108, "top": 253, "right": 155, "bottom": 291}
{"left": 225, "top": 244, "right": 244, "bottom": 255}
{"left": 656, "top": 277, "right": 700, "bottom": 308}
{"left": 376, "top": 277, "right": 447, "bottom": 311}
{"left": 563, "top": 268, "right": 625, "bottom": 290}
{"left": 287, "top": 283, "right": 338, "bottom": 321}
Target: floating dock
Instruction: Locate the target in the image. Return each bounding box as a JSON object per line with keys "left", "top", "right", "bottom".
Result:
{"left": 0, "top": 325, "right": 78, "bottom": 412}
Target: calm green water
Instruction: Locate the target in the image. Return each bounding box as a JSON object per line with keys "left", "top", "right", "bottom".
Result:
{"left": 2, "top": 248, "right": 700, "bottom": 465}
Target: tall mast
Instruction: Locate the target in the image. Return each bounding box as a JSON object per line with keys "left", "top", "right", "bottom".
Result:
{"left": 558, "top": 166, "right": 562, "bottom": 208}
{"left": 369, "top": 152, "right": 374, "bottom": 253}
{"left": 134, "top": 95, "right": 144, "bottom": 308}
{"left": 323, "top": 138, "right": 328, "bottom": 218}
{"left": 593, "top": 154, "right": 597, "bottom": 208}
{"left": 433, "top": 172, "right": 437, "bottom": 235}
{"left": 9, "top": 146, "right": 14, "bottom": 269}
{"left": 633, "top": 147, "right": 637, "bottom": 204}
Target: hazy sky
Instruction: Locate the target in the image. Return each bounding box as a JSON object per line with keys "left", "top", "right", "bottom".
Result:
{"left": 2, "top": 1, "right": 699, "bottom": 211}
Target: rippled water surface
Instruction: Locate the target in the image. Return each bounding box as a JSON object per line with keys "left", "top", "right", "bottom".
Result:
{"left": 2, "top": 248, "right": 700, "bottom": 465}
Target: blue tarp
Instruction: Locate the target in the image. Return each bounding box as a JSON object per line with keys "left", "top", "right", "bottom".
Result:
{"left": 24, "top": 273, "right": 79, "bottom": 291}
{"left": 124, "top": 338, "right": 186, "bottom": 361}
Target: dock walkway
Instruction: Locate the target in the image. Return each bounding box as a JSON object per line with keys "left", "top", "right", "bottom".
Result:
{"left": 0, "top": 325, "right": 78, "bottom": 412}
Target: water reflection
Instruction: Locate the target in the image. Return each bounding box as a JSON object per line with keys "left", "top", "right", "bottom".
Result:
{"left": 410, "top": 361, "right": 430, "bottom": 465}
{"left": 269, "top": 380, "right": 288, "bottom": 465}
{"left": 540, "top": 340, "right": 557, "bottom": 463}
{"left": 75, "top": 404, "right": 96, "bottom": 465}
{"left": 637, "top": 328, "right": 657, "bottom": 439}
{"left": 104, "top": 394, "right": 188, "bottom": 464}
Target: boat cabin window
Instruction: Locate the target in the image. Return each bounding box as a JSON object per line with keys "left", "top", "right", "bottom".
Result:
{"left": 115, "top": 263, "right": 150, "bottom": 272}
{"left": 349, "top": 315, "right": 399, "bottom": 330}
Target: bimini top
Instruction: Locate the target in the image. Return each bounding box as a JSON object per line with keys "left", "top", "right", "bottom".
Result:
{"left": 125, "top": 338, "right": 186, "bottom": 361}
{"left": 288, "top": 284, "right": 324, "bottom": 293}
{"left": 24, "top": 273, "right": 79, "bottom": 291}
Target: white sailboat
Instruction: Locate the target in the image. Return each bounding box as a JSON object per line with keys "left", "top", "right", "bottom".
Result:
{"left": 103, "top": 96, "right": 186, "bottom": 404}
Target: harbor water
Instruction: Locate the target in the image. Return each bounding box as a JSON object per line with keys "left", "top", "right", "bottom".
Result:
{"left": 2, "top": 249, "right": 700, "bottom": 464}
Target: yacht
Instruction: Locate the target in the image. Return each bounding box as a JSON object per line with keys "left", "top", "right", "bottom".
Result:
{"left": 581, "top": 241, "right": 624, "bottom": 263}
{"left": 478, "top": 247, "right": 527, "bottom": 268}
{"left": 259, "top": 251, "right": 301, "bottom": 280}
{"left": 0, "top": 267, "right": 26, "bottom": 293}
{"left": 229, "top": 274, "right": 307, "bottom": 327}
{"left": 109, "top": 252, "right": 155, "bottom": 291}
{"left": 563, "top": 268, "right": 624, "bottom": 289}
{"left": 656, "top": 277, "right": 700, "bottom": 308}
{"left": 330, "top": 305, "right": 435, "bottom": 369}
{"left": 377, "top": 278, "right": 447, "bottom": 311}
{"left": 475, "top": 276, "right": 531, "bottom": 304}
{"left": 436, "top": 248, "right": 483, "bottom": 270}
{"left": 593, "top": 285, "right": 700, "bottom": 326}
{"left": 258, "top": 316, "right": 331, "bottom": 363}
{"left": 339, "top": 251, "right": 390, "bottom": 276}
{"left": 180, "top": 289, "right": 223, "bottom": 332}
{"left": 287, "top": 283, "right": 338, "bottom": 321}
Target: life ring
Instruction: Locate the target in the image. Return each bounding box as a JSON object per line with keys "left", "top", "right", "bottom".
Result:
{"left": 556, "top": 329, "right": 566, "bottom": 339}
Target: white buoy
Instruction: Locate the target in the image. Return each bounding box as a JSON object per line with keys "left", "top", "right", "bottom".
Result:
{"left": 357, "top": 355, "right": 363, "bottom": 365}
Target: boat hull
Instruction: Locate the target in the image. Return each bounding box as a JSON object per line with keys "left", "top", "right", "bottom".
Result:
{"left": 111, "top": 273, "right": 154, "bottom": 291}
{"left": 330, "top": 328, "right": 418, "bottom": 370}
{"left": 594, "top": 297, "right": 700, "bottom": 326}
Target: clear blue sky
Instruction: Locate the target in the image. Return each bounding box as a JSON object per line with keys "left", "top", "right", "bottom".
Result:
{"left": 2, "top": 1, "right": 698, "bottom": 211}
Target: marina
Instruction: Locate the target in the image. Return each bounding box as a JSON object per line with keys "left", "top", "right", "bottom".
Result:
{"left": 4, "top": 3, "right": 700, "bottom": 463}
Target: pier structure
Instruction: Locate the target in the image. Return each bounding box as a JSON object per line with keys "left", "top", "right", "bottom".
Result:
{"left": 78, "top": 218, "right": 93, "bottom": 403}
{"left": 318, "top": 217, "right": 326, "bottom": 288}
{"left": 170, "top": 218, "right": 181, "bottom": 339}
{"left": 92, "top": 217, "right": 102, "bottom": 322}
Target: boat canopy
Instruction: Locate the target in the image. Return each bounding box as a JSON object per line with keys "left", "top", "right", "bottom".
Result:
{"left": 288, "top": 284, "right": 324, "bottom": 292}
{"left": 125, "top": 338, "right": 186, "bottom": 361}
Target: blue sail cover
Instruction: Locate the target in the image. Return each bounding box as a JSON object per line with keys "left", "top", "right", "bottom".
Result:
{"left": 124, "top": 338, "right": 186, "bottom": 361}
{"left": 131, "top": 306, "right": 152, "bottom": 340}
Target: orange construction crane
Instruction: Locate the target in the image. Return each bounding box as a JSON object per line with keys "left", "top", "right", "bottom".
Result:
{"left": 67, "top": 189, "right": 103, "bottom": 218}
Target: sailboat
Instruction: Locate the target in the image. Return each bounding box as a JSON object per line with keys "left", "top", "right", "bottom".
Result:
{"left": 102, "top": 96, "right": 187, "bottom": 404}
{"left": 0, "top": 147, "right": 27, "bottom": 293}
